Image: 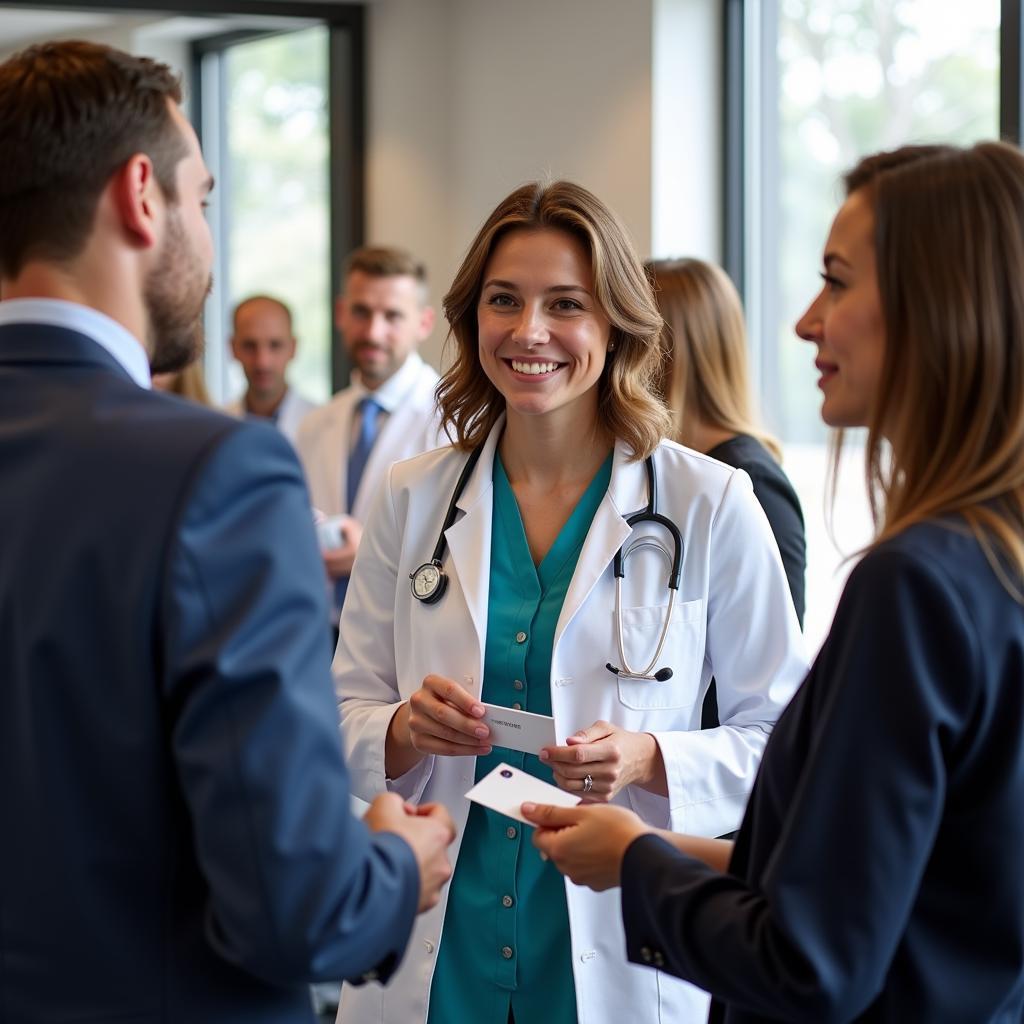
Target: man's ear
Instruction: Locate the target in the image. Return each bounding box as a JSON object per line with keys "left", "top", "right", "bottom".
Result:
{"left": 112, "top": 153, "right": 161, "bottom": 250}
{"left": 417, "top": 304, "right": 436, "bottom": 342}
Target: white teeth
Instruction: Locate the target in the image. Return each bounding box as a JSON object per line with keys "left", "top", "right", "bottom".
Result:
{"left": 511, "top": 360, "right": 559, "bottom": 375}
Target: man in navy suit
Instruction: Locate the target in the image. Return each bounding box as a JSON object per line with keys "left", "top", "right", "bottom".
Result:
{"left": 0, "top": 40, "right": 453, "bottom": 1023}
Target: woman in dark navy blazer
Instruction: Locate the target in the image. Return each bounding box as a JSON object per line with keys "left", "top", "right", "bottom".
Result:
{"left": 523, "top": 141, "right": 1024, "bottom": 1022}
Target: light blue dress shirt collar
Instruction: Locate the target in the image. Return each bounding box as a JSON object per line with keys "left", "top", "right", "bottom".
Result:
{"left": 0, "top": 297, "right": 152, "bottom": 389}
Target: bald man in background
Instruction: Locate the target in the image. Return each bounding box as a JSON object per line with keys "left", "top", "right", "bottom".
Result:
{"left": 226, "top": 293, "right": 318, "bottom": 443}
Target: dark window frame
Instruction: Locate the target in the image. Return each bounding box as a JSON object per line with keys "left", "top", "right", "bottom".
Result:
{"left": 0, "top": 0, "right": 365, "bottom": 389}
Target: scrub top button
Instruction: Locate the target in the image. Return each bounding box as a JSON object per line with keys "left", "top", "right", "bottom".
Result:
{"left": 506, "top": 826, "right": 518, "bottom": 840}
{"left": 501, "top": 894, "right": 514, "bottom": 908}
{"left": 501, "top": 945, "right": 514, "bottom": 960}
{"left": 512, "top": 702, "right": 522, "bottom": 710}
{"left": 515, "top": 631, "right": 527, "bottom": 644}
{"left": 513, "top": 679, "right": 524, "bottom": 691}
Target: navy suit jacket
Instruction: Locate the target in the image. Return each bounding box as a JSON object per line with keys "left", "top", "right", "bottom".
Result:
{"left": 620, "top": 521, "right": 1024, "bottom": 1022}
{"left": 0, "top": 323, "right": 419, "bottom": 1022}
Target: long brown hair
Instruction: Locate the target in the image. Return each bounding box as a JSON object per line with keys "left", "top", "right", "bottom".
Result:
{"left": 842, "top": 141, "right": 1024, "bottom": 591}
{"left": 648, "top": 257, "right": 780, "bottom": 460}
{"left": 437, "top": 181, "right": 671, "bottom": 459}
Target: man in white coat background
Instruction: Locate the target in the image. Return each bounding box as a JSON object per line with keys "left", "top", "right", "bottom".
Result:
{"left": 296, "top": 245, "right": 444, "bottom": 630}
{"left": 225, "top": 293, "right": 318, "bottom": 444}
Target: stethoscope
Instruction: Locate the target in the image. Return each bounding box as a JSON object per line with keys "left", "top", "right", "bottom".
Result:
{"left": 409, "top": 447, "right": 684, "bottom": 682}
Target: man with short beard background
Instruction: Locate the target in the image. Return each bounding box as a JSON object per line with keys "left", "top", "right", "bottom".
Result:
{"left": 0, "top": 40, "right": 454, "bottom": 1024}
{"left": 296, "top": 245, "right": 444, "bottom": 631}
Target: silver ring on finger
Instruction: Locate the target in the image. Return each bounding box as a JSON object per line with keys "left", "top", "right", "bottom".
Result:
{"left": 582, "top": 773, "right": 594, "bottom": 794}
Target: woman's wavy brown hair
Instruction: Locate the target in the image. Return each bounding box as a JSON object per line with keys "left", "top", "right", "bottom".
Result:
{"left": 437, "top": 180, "right": 671, "bottom": 459}
{"left": 648, "top": 257, "right": 781, "bottom": 461}
{"left": 840, "top": 141, "right": 1024, "bottom": 593}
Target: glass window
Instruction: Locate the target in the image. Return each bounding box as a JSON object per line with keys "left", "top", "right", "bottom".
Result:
{"left": 750, "top": 0, "right": 1000, "bottom": 652}
{"left": 211, "top": 26, "right": 332, "bottom": 406}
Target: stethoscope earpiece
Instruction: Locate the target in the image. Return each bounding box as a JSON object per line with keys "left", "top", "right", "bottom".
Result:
{"left": 605, "top": 662, "right": 674, "bottom": 682}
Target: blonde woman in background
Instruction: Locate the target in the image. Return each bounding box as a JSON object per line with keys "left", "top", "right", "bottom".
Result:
{"left": 647, "top": 258, "right": 805, "bottom": 627}
{"left": 151, "top": 361, "right": 212, "bottom": 405}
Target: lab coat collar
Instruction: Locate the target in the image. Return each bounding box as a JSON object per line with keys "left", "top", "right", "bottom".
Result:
{"left": 445, "top": 419, "right": 651, "bottom": 653}
{"left": 453, "top": 413, "right": 505, "bottom": 514}
{"left": 452, "top": 420, "right": 649, "bottom": 514}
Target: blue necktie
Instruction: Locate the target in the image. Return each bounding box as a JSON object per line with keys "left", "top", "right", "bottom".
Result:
{"left": 336, "top": 397, "right": 382, "bottom": 611}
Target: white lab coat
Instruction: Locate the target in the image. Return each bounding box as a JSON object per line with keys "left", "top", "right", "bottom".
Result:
{"left": 334, "top": 419, "right": 808, "bottom": 1024}
{"left": 224, "top": 386, "right": 318, "bottom": 445}
{"left": 295, "top": 353, "right": 443, "bottom": 526}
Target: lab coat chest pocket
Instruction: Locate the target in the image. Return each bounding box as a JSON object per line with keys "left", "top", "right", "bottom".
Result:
{"left": 614, "top": 599, "right": 704, "bottom": 710}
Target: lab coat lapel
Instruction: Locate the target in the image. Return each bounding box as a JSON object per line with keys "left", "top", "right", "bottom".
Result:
{"left": 554, "top": 441, "right": 644, "bottom": 646}
{"left": 444, "top": 419, "right": 503, "bottom": 656}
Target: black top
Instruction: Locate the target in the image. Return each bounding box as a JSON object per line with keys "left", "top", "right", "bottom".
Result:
{"left": 706, "top": 434, "right": 805, "bottom": 625}
{"left": 619, "top": 520, "right": 1024, "bottom": 1022}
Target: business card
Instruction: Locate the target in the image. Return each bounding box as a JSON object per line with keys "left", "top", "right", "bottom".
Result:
{"left": 480, "top": 702, "right": 556, "bottom": 755}
{"left": 465, "top": 762, "right": 581, "bottom": 824}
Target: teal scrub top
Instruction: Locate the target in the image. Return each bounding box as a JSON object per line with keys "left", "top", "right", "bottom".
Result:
{"left": 427, "top": 450, "right": 613, "bottom": 1024}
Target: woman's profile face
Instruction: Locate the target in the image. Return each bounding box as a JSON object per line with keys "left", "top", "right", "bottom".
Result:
{"left": 476, "top": 227, "right": 611, "bottom": 427}
{"left": 795, "top": 189, "right": 886, "bottom": 429}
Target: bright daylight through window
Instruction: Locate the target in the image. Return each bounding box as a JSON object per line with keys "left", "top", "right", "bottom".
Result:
{"left": 759, "top": 0, "right": 999, "bottom": 651}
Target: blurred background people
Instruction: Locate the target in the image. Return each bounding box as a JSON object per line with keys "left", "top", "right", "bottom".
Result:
{"left": 648, "top": 257, "right": 805, "bottom": 626}
{"left": 296, "top": 245, "right": 443, "bottom": 633}
{"left": 226, "top": 293, "right": 317, "bottom": 443}
{"left": 529, "top": 141, "right": 1024, "bottom": 1024}
{"left": 648, "top": 257, "right": 807, "bottom": 735}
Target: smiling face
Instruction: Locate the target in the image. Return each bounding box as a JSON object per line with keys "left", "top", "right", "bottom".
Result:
{"left": 477, "top": 227, "right": 611, "bottom": 430}
{"left": 795, "top": 189, "right": 886, "bottom": 429}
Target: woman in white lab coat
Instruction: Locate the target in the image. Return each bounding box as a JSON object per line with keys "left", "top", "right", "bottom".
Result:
{"left": 334, "top": 180, "right": 807, "bottom": 1024}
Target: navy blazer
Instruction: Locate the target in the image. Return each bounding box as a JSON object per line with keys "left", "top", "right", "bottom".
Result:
{"left": 0, "top": 324, "right": 419, "bottom": 1022}
{"left": 620, "top": 520, "right": 1024, "bottom": 1022}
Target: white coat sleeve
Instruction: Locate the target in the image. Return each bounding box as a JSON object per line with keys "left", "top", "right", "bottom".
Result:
{"left": 627, "top": 469, "right": 807, "bottom": 837}
{"left": 333, "top": 464, "right": 435, "bottom": 804}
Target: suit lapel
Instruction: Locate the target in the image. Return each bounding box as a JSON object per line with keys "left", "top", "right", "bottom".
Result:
{"left": 354, "top": 363, "right": 429, "bottom": 519}
{"left": 325, "top": 392, "right": 355, "bottom": 515}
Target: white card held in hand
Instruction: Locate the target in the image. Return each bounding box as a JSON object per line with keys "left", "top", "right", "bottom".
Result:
{"left": 465, "top": 762, "right": 581, "bottom": 825}
{"left": 480, "top": 702, "right": 556, "bottom": 755}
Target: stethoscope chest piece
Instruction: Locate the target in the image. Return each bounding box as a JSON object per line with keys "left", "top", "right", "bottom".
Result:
{"left": 410, "top": 560, "right": 448, "bottom": 603}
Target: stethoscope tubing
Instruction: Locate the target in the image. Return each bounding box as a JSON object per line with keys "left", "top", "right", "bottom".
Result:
{"left": 413, "top": 446, "right": 683, "bottom": 683}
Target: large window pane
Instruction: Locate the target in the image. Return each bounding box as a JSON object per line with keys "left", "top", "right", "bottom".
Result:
{"left": 225, "top": 27, "right": 331, "bottom": 404}
{"left": 756, "top": 0, "right": 1000, "bottom": 651}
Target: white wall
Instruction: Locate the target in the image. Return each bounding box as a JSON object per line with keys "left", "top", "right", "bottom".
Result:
{"left": 651, "top": 0, "right": 722, "bottom": 260}
{"left": 366, "top": 0, "right": 719, "bottom": 368}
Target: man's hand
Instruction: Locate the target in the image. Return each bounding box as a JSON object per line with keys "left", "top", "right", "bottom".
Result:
{"left": 322, "top": 516, "right": 363, "bottom": 579}
{"left": 521, "top": 802, "right": 651, "bottom": 891}
{"left": 364, "top": 794, "right": 455, "bottom": 912}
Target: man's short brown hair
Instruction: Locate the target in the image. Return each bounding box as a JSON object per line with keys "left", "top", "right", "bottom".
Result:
{"left": 0, "top": 40, "right": 187, "bottom": 279}
{"left": 342, "top": 245, "right": 427, "bottom": 284}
